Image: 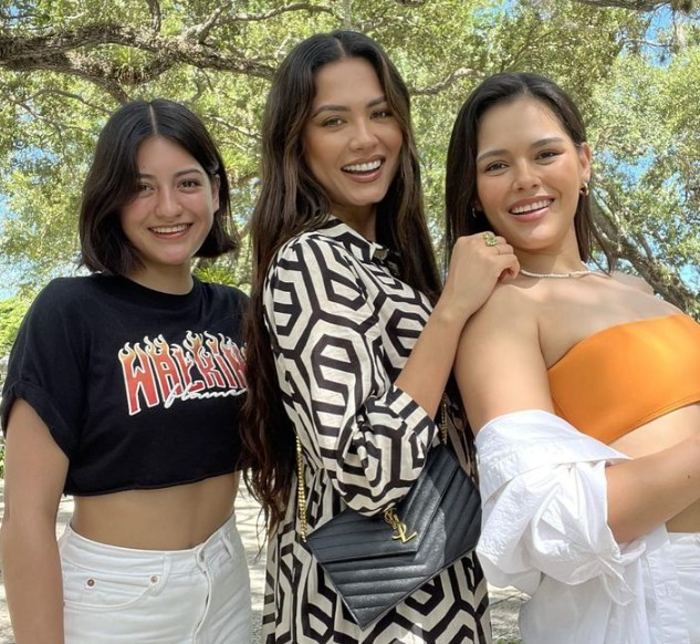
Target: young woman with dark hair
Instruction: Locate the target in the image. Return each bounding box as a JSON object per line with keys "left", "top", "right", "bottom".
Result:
{"left": 241, "top": 30, "right": 518, "bottom": 643}
{"left": 0, "top": 99, "right": 251, "bottom": 642}
{"left": 79, "top": 99, "right": 237, "bottom": 276}
{"left": 446, "top": 72, "right": 700, "bottom": 643}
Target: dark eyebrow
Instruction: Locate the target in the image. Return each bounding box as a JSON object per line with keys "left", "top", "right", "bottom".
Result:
{"left": 532, "top": 136, "right": 565, "bottom": 148}
{"left": 476, "top": 137, "right": 565, "bottom": 163}
{"left": 137, "top": 168, "right": 205, "bottom": 179}
{"left": 367, "top": 96, "right": 387, "bottom": 108}
{"left": 311, "top": 95, "right": 387, "bottom": 119}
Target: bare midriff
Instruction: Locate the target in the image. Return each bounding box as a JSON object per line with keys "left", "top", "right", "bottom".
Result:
{"left": 610, "top": 404, "right": 700, "bottom": 534}
{"left": 71, "top": 472, "right": 239, "bottom": 550}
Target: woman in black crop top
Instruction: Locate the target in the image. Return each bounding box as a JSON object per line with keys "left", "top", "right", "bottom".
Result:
{"left": 444, "top": 73, "right": 700, "bottom": 643}
{"left": 0, "top": 100, "right": 252, "bottom": 642}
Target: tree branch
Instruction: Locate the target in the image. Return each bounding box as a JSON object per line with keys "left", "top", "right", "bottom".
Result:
{"left": 30, "top": 88, "right": 114, "bottom": 115}
{"left": 499, "top": 24, "right": 561, "bottom": 71}
{"left": 9, "top": 96, "right": 94, "bottom": 136}
{"left": 231, "top": 2, "right": 334, "bottom": 22}
{"left": 341, "top": 0, "right": 354, "bottom": 29}
{"left": 0, "top": 23, "right": 277, "bottom": 99}
{"left": 146, "top": 0, "right": 161, "bottom": 32}
{"left": 575, "top": 0, "right": 662, "bottom": 9}
{"left": 0, "top": 24, "right": 154, "bottom": 59}
{"left": 410, "top": 67, "right": 483, "bottom": 96}
{"left": 574, "top": 0, "right": 696, "bottom": 12}
{"left": 593, "top": 193, "right": 698, "bottom": 312}
{"left": 186, "top": 2, "right": 232, "bottom": 43}
{"left": 205, "top": 114, "right": 262, "bottom": 141}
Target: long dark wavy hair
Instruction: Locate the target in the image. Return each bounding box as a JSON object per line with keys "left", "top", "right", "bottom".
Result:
{"left": 445, "top": 72, "right": 613, "bottom": 269}
{"left": 241, "top": 30, "right": 441, "bottom": 534}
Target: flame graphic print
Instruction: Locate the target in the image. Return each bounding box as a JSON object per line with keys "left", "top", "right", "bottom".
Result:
{"left": 118, "top": 331, "right": 247, "bottom": 416}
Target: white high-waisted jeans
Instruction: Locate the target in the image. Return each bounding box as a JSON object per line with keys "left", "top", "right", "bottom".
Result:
{"left": 669, "top": 532, "right": 700, "bottom": 644}
{"left": 58, "top": 514, "right": 251, "bottom": 643}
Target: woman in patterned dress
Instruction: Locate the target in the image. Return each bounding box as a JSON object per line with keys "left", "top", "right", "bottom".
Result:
{"left": 241, "top": 31, "right": 518, "bottom": 643}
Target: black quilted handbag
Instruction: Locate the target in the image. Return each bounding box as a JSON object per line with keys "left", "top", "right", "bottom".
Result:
{"left": 296, "top": 400, "right": 482, "bottom": 629}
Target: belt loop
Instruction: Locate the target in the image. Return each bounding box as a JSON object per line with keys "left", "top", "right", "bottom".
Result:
{"left": 194, "top": 542, "right": 207, "bottom": 569}
{"left": 222, "top": 531, "right": 234, "bottom": 558}
{"left": 221, "top": 515, "right": 237, "bottom": 558}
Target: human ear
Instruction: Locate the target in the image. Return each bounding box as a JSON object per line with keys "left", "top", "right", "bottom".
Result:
{"left": 577, "top": 142, "right": 592, "bottom": 183}
{"left": 210, "top": 174, "right": 220, "bottom": 212}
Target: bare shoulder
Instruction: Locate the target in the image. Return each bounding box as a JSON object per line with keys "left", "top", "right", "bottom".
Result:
{"left": 611, "top": 270, "right": 655, "bottom": 295}
{"left": 457, "top": 280, "right": 552, "bottom": 429}
{"left": 464, "top": 279, "right": 539, "bottom": 337}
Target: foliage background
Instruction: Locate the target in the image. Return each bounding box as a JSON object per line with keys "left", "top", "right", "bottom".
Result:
{"left": 0, "top": 0, "right": 697, "bottom": 406}
{"left": 1, "top": 0, "right": 699, "bottom": 325}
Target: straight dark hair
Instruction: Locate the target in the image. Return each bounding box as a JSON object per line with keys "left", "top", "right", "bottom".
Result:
{"left": 80, "top": 98, "right": 238, "bottom": 275}
{"left": 241, "top": 30, "right": 441, "bottom": 533}
{"left": 445, "top": 72, "right": 613, "bottom": 269}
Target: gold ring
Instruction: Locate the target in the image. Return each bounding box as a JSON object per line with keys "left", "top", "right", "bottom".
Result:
{"left": 483, "top": 231, "right": 498, "bottom": 247}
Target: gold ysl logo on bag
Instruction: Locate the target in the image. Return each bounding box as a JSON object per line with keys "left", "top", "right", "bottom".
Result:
{"left": 383, "top": 508, "right": 417, "bottom": 544}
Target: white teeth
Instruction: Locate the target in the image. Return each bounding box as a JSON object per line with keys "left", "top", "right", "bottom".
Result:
{"left": 511, "top": 199, "right": 552, "bottom": 214}
{"left": 342, "top": 159, "right": 382, "bottom": 173}
{"left": 151, "top": 224, "right": 189, "bottom": 234}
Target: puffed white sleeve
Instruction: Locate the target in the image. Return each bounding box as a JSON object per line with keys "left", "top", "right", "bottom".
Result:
{"left": 475, "top": 410, "right": 653, "bottom": 604}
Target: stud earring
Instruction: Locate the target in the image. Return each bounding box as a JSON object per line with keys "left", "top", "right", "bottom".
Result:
{"left": 580, "top": 182, "right": 590, "bottom": 196}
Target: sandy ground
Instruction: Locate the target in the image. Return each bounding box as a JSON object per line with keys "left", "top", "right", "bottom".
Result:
{"left": 0, "top": 482, "right": 524, "bottom": 643}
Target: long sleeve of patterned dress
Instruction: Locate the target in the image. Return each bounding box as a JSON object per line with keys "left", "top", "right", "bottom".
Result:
{"left": 264, "top": 232, "right": 439, "bottom": 516}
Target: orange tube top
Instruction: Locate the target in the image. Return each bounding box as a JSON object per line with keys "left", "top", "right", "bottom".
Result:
{"left": 547, "top": 314, "right": 700, "bottom": 445}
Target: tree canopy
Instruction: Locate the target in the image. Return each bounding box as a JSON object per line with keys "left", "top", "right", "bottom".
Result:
{"left": 1, "top": 0, "right": 698, "bottom": 324}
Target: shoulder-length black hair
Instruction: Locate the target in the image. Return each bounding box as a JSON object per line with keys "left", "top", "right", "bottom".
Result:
{"left": 241, "top": 30, "right": 441, "bottom": 533}
{"left": 80, "top": 98, "right": 238, "bottom": 275}
{"left": 445, "top": 72, "right": 612, "bottom": 269}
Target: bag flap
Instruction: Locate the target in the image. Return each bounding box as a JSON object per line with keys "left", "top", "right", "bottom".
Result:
{"left": 306, "top": 445, "right": 477, "bottom": 563}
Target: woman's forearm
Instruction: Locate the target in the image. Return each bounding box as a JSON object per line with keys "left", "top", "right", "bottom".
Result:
{"left": 606, "top": 434, "right": 700, "bottom": 543}
{"left": 394, "top": 299, "right": 469, "bottom": 418}
{"left": 1, "top": 517, "right": 65, "bottom": 643}
{"left": 396, "top": 233, "right": 518, "bottom": 419}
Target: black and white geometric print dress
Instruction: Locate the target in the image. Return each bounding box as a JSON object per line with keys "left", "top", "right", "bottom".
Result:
{"left": 262, "top": 218, "right": 491, "bottom": 643}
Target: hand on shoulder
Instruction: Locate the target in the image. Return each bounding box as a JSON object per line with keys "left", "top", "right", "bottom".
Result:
{"left": 440, "top": 233, "right": 520, "bottom": 324}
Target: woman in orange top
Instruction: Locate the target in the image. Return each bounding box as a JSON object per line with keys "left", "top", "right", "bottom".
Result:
{"left": 445, "top": 72, "right": 700, "bottom": 643}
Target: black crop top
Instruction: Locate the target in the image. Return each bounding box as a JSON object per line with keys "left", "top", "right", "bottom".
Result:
{"left": 1, "top": 275, "right": 248, "bottom": 496}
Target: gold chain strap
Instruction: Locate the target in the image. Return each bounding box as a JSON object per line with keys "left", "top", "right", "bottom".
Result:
{"left": 439, "top": 394, "right": 449, "bottom": 444}
{"left": 296, "top": 435, "right": 308, "bottom": 542}
{"left": 295, "top": 395, "right": 449, "bottom": 544}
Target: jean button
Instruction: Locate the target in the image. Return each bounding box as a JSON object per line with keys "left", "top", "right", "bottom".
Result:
{"left": 150, "top": 575, "right": 159, "bottom": 584}
{"left": 86, "top": 578, "right": 95, "bottom": 588}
